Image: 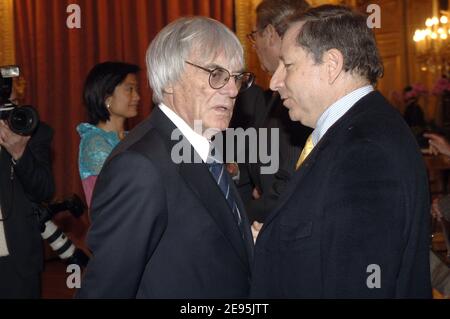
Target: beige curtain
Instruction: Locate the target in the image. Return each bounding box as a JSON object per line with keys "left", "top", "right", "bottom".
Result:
{"left": 0, "top": 0, "right": 15, "bottom": 66}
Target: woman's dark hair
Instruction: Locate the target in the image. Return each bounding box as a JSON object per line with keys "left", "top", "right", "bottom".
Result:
{"left": 83, "top": 61, "right": 140, "bottom": 125}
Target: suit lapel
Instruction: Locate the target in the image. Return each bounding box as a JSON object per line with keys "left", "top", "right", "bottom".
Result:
{"left": 178, "top": 161, "right": 250, "bottom": 270}
{"left": 229, "top": 179, "right": 254, "bottom": 264}
{"left": 150, "top": 107, "right": 250, "bottom": 270}
{"left": 261, "top": 91, "right": 379, "bottom": 228}
{"left": 262, "top": 136, "right": 329, "bottom": 227}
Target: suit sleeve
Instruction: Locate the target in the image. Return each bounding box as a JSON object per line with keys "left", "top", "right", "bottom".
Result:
{"left": 76, "top": 151, "right": 167, "bottom": 298}
{"left": 14, "top": 123, "right": 55, "bottom": 202}
{"left": 322, "top": 141, "right": 408, "bottom": 298}
{"left": 246, "top": 168, "right": 291, "bottom": 223}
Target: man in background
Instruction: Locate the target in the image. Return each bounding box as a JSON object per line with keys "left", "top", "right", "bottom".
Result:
{"left": 244, "top": 0, "right": 312, "bottom": 224}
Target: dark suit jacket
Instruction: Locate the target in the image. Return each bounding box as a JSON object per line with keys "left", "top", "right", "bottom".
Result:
{"left": 251, "top": 91, "right": 432, "bottom": 298}
{"left": 0, "top": 122, "right": 54, "bottom": 276}
{"left": 241, "top": 89, "right": 312, "bottom": 222}
{"left": 229, "top": 85, "right": 268, "bottom": 204}
{"left": 77, "top": 107, "right": 254, "bottom": 298}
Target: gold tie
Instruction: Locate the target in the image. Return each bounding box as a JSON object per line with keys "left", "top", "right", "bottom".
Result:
{"left": 295, "top": 134, "right": 314, "bottom": 170}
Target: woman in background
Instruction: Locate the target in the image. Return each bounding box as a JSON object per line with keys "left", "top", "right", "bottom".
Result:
{"left": 77, "top": 61, "right": 140, "bottom": 207}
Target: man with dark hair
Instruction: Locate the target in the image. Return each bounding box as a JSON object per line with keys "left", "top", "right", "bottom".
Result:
{"left": 254, "top": 0, "right": 310, "bottom": 44}
{"left": 242, "top": 0, "right": 312, "bottom": 224}
{"left": 251, "top": 5, "right": 431, "bottom": 298}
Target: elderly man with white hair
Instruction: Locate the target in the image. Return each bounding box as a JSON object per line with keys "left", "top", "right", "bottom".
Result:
{"left": 77, "top": 17, "right": 255, "bottom": 298}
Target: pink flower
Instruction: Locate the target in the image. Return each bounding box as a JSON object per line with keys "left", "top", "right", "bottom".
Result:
{"left": 432, "top": 77, "right": 450, "bottom": 95}
{"left": 405, "top": 90, "right": 418, "bottom": 100}
{"left": 411, "top": 83, "right": 428, "bottom": 94}
{"left": 404, "top": 83, "right": 428, "bottom": 102}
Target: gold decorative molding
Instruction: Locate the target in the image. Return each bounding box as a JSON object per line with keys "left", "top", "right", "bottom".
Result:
{"left": 0, "top": 0, "right": 15, "bottom": 66}
{"left": 235, "top": 0, "right": 260, "bottom": 60}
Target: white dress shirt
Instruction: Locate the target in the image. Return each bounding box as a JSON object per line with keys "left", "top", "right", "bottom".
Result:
{"left": 158, "top": 103, "right": 211, "bottom": 162}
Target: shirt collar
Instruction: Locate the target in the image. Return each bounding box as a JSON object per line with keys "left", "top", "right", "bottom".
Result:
{"left": 158, "top": 103, "right": 210, "bottom": 162}
{"left": 311, "top": 85, "right": 374, "bottom": 146}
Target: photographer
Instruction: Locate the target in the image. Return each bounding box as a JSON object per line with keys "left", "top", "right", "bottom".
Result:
{"left": 0, "top": 76, "right": 54, "bottom": 298}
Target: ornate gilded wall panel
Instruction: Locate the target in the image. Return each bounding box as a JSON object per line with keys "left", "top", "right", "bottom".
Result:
{"left": 235, "top": 0, "right": 270, "bottom": 87}
{"left": 0, "top": 0, "right": 15, "bottom": 66}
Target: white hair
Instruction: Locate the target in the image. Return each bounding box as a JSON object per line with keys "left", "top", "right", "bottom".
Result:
{"left": 146, "top": 16, "right": 244, "bottom": 104}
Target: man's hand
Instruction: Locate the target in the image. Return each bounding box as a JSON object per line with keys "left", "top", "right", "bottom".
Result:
{"left": 423, "top": 133, "right": 450, "bottom": 157}
{"left": 226, "top": 162, "right": 240, "bottom": 182}
{"left": 252, "top": 187, "right": 261, "bottom": 200}
{"left": 0, "top": 120, "right": 31, "bottom": 160}
{"left": 251, "top": 221, "right": 263, "bottom": 244}
{"left": 431, "top": 197, "right": 443, "bottom": 222}
{"left": 226, "top": 162, "right": 239, "bottom": 176}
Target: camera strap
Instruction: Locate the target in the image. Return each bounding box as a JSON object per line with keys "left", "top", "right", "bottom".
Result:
{"left": 0, "top": 106, "right": 14, "bottom": 111}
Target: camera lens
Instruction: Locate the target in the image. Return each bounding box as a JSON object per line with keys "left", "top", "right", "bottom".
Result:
{"left": 8, "top": 105, "right": 39, "bottom": 135}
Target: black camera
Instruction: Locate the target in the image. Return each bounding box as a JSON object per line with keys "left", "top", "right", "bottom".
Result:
{"left": 0, "top": 65, "right": 39, "bottom": 135}
{"left": 36, "top": 194, "right": 90, "bottom": 267}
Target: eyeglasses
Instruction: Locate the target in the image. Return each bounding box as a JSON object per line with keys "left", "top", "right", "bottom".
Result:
{"left": 185, "top": 61, "right": 255, "bottom": 92}
{"left": 246, "top": 30, "right": 258, "bottom": 44}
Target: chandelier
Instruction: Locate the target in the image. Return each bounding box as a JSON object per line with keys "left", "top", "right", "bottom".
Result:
{"left": 413, "top": 12, "right": 450, "bottom": 74}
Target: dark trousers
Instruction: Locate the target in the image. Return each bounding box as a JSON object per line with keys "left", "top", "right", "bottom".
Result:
{"left": 0, "top": 256, "right": 41, "bottom": 298}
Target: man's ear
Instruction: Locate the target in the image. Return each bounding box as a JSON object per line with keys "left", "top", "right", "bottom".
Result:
{"left": 164, "top": 85, "right": 174, "bottom": 95}
{"left": 325, "top": 48, "right": 344, "bottom": 85}
{"left": 265, "top": 24, "right": 281, "bottom": 47}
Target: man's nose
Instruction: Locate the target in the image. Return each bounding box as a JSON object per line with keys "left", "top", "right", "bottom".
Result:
{"left": 270, "top": 61, "right": 285, "bottom": 92}
{"left": 221, "top": 77, "right": 239, "bottom": 98}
